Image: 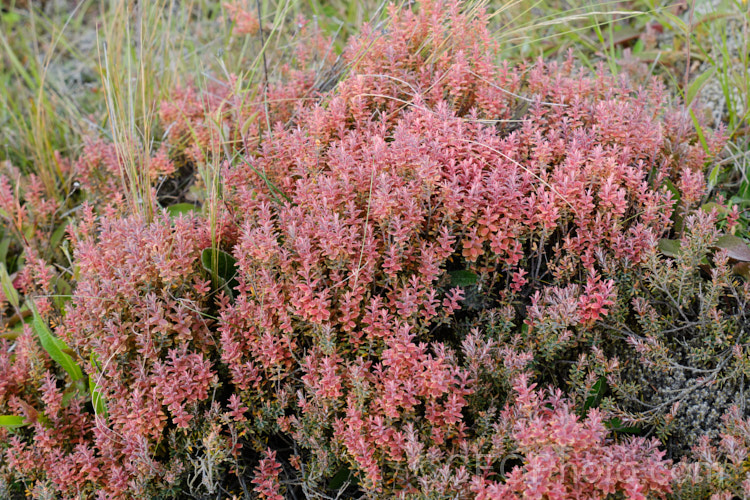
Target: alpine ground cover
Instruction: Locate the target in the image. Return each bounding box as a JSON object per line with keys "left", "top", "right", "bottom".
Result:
{"left": 1, "top": 0, "right": 750, "bottom": 498}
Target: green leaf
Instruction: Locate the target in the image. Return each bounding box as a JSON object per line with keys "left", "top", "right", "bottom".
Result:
{"left": 61, "top": 380, "right": 86, "bottom": 407}
{"left": 239, "top": 156, "right": 292, "bottom": 205}
{"left": 89, "top": 377, "right": 108, "bottom": 420}
{"left": 686, "top": 67, "right": 716, "bottom": 107}
{"left": 49, "top": 220, "right": 69, "bottom": 249}
{"left": 0, "top": 263, "right": 19, "bottom": 309}
{"left": 1, "top": 11, "right": 21, "bottom": 28}
{"left": 658, "top": 11, "right": 689, "bottom": 34}
{"left": 729, "top": 196, "right": 750, "bottom": 208}
{"left": 605, "top": 417, "right": 641, "bottom": 435}
{"left": 739, "top": 180, "right": 750, "bottom": 200}
{"left": 0, "top": 415, "right": 26, "bottom": 429}
{"left": 714, "top": 234, "right": 750, "bottom": 262}
{"left": 201, "top": 248, "right": 240, "bottom": 299}
{"left": 89, "top": 354, "right": 108, "bottom": 420}
{"left": 8, "top": 307, "right": 32, "bottom": 335}
{"left": 23, "top": 222, "right": 35, "bottom": 241}
{"left": 734, "top": 262, "right": 750, "bottom": 280}
{"left": 166, "top": 203, "right": 200, "bottom": 217}
{"left": 664, "top": 179, "right": 683, "bottom": 229}
{"left": 658, "top": 239, "right": 682, "bottom": 258}
{"left": 53, "top": 277, "right": 73, "bottom": 310}
{"left": 448, "top": 269, "right": 479, "bottom": 287}
{"left": 632, "top": 37, "right": 644, "bottom": 55}
{"left": 581, "top": 377, "right": 607, "bottom": 416}
{"left": 30, "top": 302, "right": 83, "bottom": 382}
{"left": 689, "top": 109, "right": 710, "bottom": 159}
{"left": 328, "top": 466, "right": 357, "bottom": 491}
{"left": 0, "top": 236, "right": 10, "bottom": 264}
{"left": 663, "top": 179, "right": 680, "bottom": 204}
{"left": 707, "top": 163, "right": 722, "bottom": 191}
{"left": 700, "top": 202, "right": 727, "bottom": 215}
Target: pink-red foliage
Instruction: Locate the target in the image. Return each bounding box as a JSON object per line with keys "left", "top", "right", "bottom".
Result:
{"left": 0, "top": 0, "right": 732, "bottom": 498}
{"left": 471, "top": 374, "right": 673, "bottom": 499}
{"left": 213, "top": 0, "right": 721, "bottom": 495}
{"left": 3, "top": 212, "right": 230, "bottom": 498}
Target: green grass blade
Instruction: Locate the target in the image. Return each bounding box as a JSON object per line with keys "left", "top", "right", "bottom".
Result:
{"left": 89, "top": 354, "right": 108, "bottom": 420}
{"left": 686, "top": 67, "right": 716, "bottom": 107}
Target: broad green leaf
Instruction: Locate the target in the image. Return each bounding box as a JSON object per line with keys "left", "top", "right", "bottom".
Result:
{"left": 0, "top": 415, "right": 26, "bottom": 429}
{"left": 201, "top": 248, "right": 240, "bottom": 299}
{"left": 0, "top": 263, "right": 19, "bottom": 309}
{"left": 166, "top": 203, "right": 200, "bottom": 217}
{"left": 31, "top": 302, "right": 83, "bottom": 381}
{"left": 714, "top": 234, "right": 750, "bottom": 262}
{"left": 448, "top": 269, "right": 479, "bottom": 287}
{"left": 658, "top": 239, "right": 682, "bottom": 258}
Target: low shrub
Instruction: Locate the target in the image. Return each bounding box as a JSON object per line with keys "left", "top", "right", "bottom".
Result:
{"left": 2, "top": 211, "right": 231, "bottom": 498}
{"left": 215, "top": 0, "right": 726, "bottom": 496}
{"left": 1, "top": 1, "right": 747, "bottom": 498}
